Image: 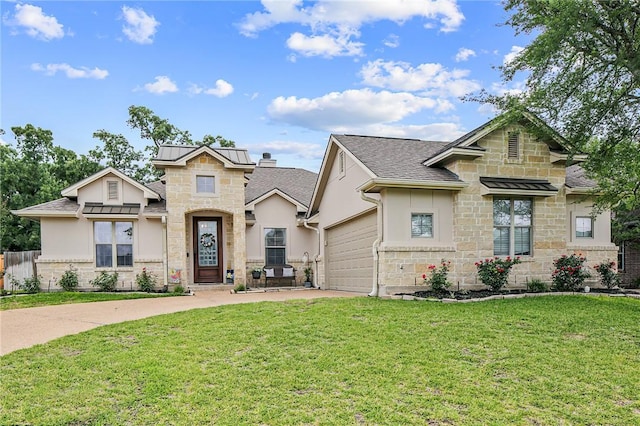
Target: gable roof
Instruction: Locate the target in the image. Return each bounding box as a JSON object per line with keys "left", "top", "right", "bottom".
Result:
{"left": 153, "top": 144, "right": 254, "bottom": 170}
{"left": 61, "top": 167, "right": 161, "bottom": 200}
{"left": 245, "top": 166, "right": 318, "bottom": 209}
{"left": 11, "top": 198, "right": 80, "bottom": 219}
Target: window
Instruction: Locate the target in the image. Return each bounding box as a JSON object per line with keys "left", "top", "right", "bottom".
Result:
{"left": 107, "top": 181, "right": 118, "bottom": 200}
{"left": 411, "top": 213, "right": 433, "bottom": 238}
{"left": 575, "top": 217, "right": 593, "bottom": 238}
{"left": 508, "top": 132, "right": 519, "bottom": 159}
{"left": 265, "top": 228, "right": 286, "bottom": 265}
{"left": 196, "top": 175, "right": 215, "bottom": 193}
{"left": 493, "top": 198, "right": 532, "bottom": 256}
{"left": 618, "top": 243, "right": 625, "bottom": 271}
{"left": 95, "top": 221, "right": 133, "bottom": 267}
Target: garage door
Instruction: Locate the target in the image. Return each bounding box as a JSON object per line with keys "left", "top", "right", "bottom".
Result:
{"left": 326, "top": 211, "right": 377, "bottom": 293}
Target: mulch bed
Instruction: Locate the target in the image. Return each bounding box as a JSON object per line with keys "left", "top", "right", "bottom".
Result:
{"left": 402, "top": 288, "right": 634, "bottom": 300}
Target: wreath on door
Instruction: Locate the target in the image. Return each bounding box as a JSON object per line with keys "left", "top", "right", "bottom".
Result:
{"left": 200, "top": 233, "right": 216, "bottom": 248}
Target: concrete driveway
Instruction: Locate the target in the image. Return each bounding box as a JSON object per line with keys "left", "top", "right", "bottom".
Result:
{"left": 0, "top": 289, "right": 362, "bottom": 356}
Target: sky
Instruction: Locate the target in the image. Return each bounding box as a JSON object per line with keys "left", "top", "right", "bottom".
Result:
{"left": 1, "top": 0, "right": 530, "bottom": 172}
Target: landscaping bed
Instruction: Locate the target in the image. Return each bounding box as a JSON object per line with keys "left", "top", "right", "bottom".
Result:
{"left": 399, "top": 287, "right": 639, "bottom": 301}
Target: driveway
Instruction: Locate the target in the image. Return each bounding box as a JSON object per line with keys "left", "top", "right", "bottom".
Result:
{"left": 0, "top": 289, "right": 362, "bottom": 356}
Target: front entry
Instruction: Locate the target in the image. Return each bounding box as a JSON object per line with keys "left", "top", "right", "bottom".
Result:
{"left": 194, "top": 217, "right": 223, "bottom": 283}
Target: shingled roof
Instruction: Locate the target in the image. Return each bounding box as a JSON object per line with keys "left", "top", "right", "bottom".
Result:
{"left": 331, "top": 134, "right": 462, "bottom": 182}
{"left": 565, "top": 164, "right": 596, "bottom": 188}
{"left": 245, "top": 166, "right": 318, "bottom": 207}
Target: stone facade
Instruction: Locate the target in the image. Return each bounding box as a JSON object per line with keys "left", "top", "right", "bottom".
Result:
{"left": 164, "top": 153, "right": 248, "bottom": 286}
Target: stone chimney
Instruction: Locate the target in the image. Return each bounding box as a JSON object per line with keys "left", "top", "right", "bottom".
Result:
{"left": 258, "top": 152, "right": 277, "bottom": 167}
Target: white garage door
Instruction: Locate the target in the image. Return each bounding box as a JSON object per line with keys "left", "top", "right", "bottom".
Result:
{"left": 326, "top": 211, "right": 377, "bottom": 293}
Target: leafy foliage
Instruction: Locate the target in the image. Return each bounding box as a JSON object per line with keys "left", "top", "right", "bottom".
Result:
{"left": 593, "top": 260, "right": 620, "bottom": 289}
{"left": 422, "top": 259, "right": 452, "bottom": 293}
{"left": 552, "top": 254, "right": 591, "bottom": 291}
{"left": 475, "top": 256, "right": 522, "bottom": 291}
{"left": 136, "top": 268, "right": 157, "bottom": 293}
{"left": 91, "top": 271, "right": 119, "bottom": 292}
{"left": 526, "top": 278, "right": 549, "bottom": 293}
{"left": 58, "top": 265, "right": 79, "bottom": 292}
{"left": 14, "top": 275, "right": 41, "bottom": 294}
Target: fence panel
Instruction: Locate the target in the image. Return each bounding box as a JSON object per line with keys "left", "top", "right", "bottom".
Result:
{"left": 3, "top": 251, "right": 41, "bottom": 290}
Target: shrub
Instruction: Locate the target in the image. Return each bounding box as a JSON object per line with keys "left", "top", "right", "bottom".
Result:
{"left": 422, "top": 260, "right": 452, "bottom": 293}
{"left": 58, "top": 265, "right": 79, "bottom": 292}
{"left": 551, "top": 254, "right": 590, "bottom": 291}
{"left": 475, "top": 256, "right": 521, "bottom": 291}
{"left": 19, "top": 275, "right": 41, "bottom": 293}
{"left": 91, "top": 271, "right": 118, "bottom": 292}
{"left": 136, "top": 268, "right": 156, "bottom": 293}
{"left": 594, "top": 260, "right": 619, "bottom": 289}
{"left": 173, "top": 285, "right": 185, "bottom": 294}
{"left": 527, "top": 278, "right": 549, "bottom": 293}
{"left": 234, "top": 283, "right": 246, "bottom": 292}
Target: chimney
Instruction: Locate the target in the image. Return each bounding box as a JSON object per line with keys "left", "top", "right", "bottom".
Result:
{"left": 258, "top": 152, "right": 277, "bottom": 167}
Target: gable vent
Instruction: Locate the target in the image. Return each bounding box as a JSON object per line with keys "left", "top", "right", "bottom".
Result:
{"left": 508, "top": 132, "right": 519, "bottom": 158}
{"left": 107, "top": 181, "right": 118, "bottom": 199}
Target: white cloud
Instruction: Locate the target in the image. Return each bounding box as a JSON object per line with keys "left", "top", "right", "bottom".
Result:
{"left": 383, "top": 34, "right": 400, "bottom": 48}
{"left": 455, "top": 47, "right": 476, "bottom": 62}
{"left": 360, "top": 122, "right": 466, "bottom": 141}
{"left": 31, "top": 63, "right": 108, "bottom": 79}
{"left": 238, "top": 0, "right": 463, "bottom": 57}
{"left": 490, "top": 80, "right": 527, "bottom": 97}
{"left": 267, "top": 88, "right": 453, "bottom": 133}
{"left": 189, "top": 80, "right": 234, "bottom": 98}
{"left": 122, "top": 6, "right": 159, "bottom": 44}
{"left": 286, "top": 31, "right": 364, "bottom": 57}
{"left": 503, "top": 45, "right": 524, "bottom": 66}
{"left": 249, "top": 141, "right": 326, "bottom": 160}
{"left": 142, "top": 76, "right": 178, "bottom": 94}
{"left": 359, "top": 59, "right": 481, "bottom": 97}
{"left": 8, "top": 3, "right": 64, "bottom": 41}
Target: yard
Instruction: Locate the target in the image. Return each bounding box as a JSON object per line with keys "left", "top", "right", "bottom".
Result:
{"left": 1, "top": 296, "right": 639, "bottom": 425}
{"left": 0, "top": 291, "right": 179, "bottom": 311}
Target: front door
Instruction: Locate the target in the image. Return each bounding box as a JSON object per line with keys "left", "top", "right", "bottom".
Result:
{"left": 194, "top": 217, "right": 223, "bottom": 283}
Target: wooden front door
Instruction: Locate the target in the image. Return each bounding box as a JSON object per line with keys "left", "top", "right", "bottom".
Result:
{"left": 194, "top": 218, "right": 223, "bottom": 283}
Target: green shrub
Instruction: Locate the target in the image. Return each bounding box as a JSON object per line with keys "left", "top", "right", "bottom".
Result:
{"left": 475, "top": 256, "right": 522, "bottom": 291}
{"left": 552, "top": 254, "right": 590, "bottom": 291}
{"left": 91, "top": 271, "right": 118, "bottom": 292}
{"left": 423, "top": 260, "right": 452, "bottom": 293}
{"left": 527, "top": 278, "right": 549, "bottom": 293}
{"left": 136, "top": 268, "right": 156, "bottom": 293}
{"left": 173, "top": 285, "right": 184, "bottom": 294}
{"left": 234, "top": 283, "right": 246, "bottom": 292}
{"left": 593, "top": 260, "right": 620, "bottom": 289}
{"left": 19, "top": 275, "right": 41, "bottom": 293}
{"left": 58, "top": 265, "right": 79, "bottom": 292}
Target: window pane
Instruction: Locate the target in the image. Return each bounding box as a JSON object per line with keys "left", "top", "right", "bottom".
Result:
{"left": 576, "top": 217, "right": 593, "bottom": 238}
{"left": 94, "top": 222, "right": 112, "bottom": 244}
{"left": 196, "top": 176, "right": 215, "bottom": 193}
{"left": 266, "top": 248, "right": 286, "bottom": 265}
{"left": 411, "top": 214, "right": 433, "bottom": 238}
{"left": 96, "top": 244, "right": 112, "bottom": 267}
{"left": 514, "top": 227, "right": 531, "bottom": 255}
{"left": 117, "top": 244, "right": 133, "bottom": 267}
{"left": 115, "top": 222, "right": 133, "bottom": 244}
{"left": 493, "top": 227, "right": 510, "bottom": 256}
{"left": 493, "top": 199, "right": 511, "bottom": 226}
{"left": 265, "top": 228, "right": 286, "bottom": 247}
{"left": 514, "top": 200, "right": 532, "bottom": 226}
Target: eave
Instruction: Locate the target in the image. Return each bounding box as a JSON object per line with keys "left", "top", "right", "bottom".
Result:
{"left": 10, "top": 210, "right": 79, "bottom": 219}
{"left": 565, "top": 186, "right": 596, "bottom": 195}
{"left": 480, "top": 187, "right": 558, "bottom": 197}
{"left": 357, "top": 178, "right": 468, "bottom": 193}
{"left": 423, "top": 147, "right": 485, "bottom": 167}
{"left": 550, "top": 151, "right": 587, "bottom": 165}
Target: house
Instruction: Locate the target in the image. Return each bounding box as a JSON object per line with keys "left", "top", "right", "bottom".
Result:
{"left": 12, "top": 111, "right": 618, "bottom": 295}
{"left": 306, "top": 111, "right": 618, "bottom": 295}
{"left": 12, "top": 146, "right": 318, "bottom": 290}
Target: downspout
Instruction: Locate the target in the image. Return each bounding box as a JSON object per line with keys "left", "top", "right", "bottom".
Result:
{"left": 303, "top": 219, "right": 320, "bottom": 288}
{"left": 360, "top": 190, "right": 382, "bottom": 297}
{"left": 161, "top": 215, "right": 168, "bottom": 289}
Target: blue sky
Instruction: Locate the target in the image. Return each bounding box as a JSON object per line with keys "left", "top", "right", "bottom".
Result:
{"left": 1, "top": 1, "right": 529, "bottom": 172}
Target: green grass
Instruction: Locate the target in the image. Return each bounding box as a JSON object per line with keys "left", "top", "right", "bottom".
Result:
{"left": 1, "top": 296, "right": 639, "bottom": 425}
{"left": 0, "top": 291, "right": 179, "bottom": 310}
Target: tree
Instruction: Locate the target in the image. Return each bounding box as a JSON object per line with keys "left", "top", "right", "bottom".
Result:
{"left": 200, "top": 134, "right": 235, "bottom": 148}
{"left": 90, "top": 130, "right": 145, "bottom": 181}
{"left": 487, "top": 0, "right": 640, "bottom": 240}
{"left": 126, "top": 105, "right": 192, "bottom": 148}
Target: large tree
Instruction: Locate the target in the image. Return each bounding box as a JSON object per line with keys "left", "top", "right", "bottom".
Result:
{"left": 488, "top": 0, "right": 640, "bottom": 241}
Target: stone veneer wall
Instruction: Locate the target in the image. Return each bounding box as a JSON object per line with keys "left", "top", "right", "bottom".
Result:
{"left": 164, "top": 154, "right": 247, "bottom": 286}
{"left": 376, "top": 125, "right": 617, "bottom": 295}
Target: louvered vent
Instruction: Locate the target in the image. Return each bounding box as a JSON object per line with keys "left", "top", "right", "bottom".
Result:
{"left": 508, "top": 132, "right": 519, "bottom": 158}
{"left": 107, "top": 181, "right": 118, "bottom": 199}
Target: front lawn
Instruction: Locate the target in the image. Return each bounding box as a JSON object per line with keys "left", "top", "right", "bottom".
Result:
{"left": 1, "top": 296, "right": 639, "bottom": 424}
{"left": 0, "top": 291, "right": 179, "bottom": 311}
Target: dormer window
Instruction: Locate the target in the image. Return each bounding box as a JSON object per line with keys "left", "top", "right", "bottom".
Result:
{"left": 508, "top": 132, "right": 520, "bottom": 159}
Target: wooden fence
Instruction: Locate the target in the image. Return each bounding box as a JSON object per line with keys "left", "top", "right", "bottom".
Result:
{"left": 2, "top": 251, "right": 41, "bottom": 290}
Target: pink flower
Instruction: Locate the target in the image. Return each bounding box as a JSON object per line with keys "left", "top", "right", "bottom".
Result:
{"left": 428, "top": 265, "right": 436, "bottom": 270}
{"left": 422, "top": 274, "right": 426, "bottom": 279}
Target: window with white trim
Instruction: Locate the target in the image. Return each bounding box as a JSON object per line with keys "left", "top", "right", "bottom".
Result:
{"left": 575, "top": 216, "right": 593, "bottom": 238}
{"left": 265, "top": 228, "right": 286, "bottom": 265}
{"left": 95, "top": 221, "right": 133, "bottom": 267}
{"left": 411, "top": 213, "right": 433, "bottom": 238}
{"left": 196, "top": 175, "right": 215, "bottom": 193}
{"left": 493, "top": 198, "right": 532, "bottom": 256}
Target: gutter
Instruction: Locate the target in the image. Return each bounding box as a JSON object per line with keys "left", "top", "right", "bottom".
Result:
{"left": 303, "top": 219, "right": 320, "bottom": 288}
{"left": 359, "top": 190, "right": 382, "bottom": 297}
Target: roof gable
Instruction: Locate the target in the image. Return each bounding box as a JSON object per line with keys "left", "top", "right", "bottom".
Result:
{"left": 245, "top": 166, "right": 318, "bottom": 209}
{"left": 61, "top": 167, "right": 161, "bottom": 200}
{"left": 152, "top": 144, "right": 254, "bottom": 170}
